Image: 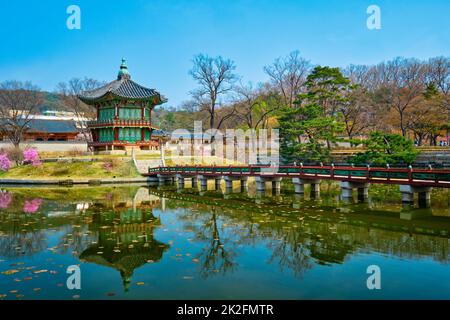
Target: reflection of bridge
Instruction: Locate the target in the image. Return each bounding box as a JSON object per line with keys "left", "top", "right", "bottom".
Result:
{"left": 145, "top": 165, "right": 450, "bottom": 206}
{"left": 148, "top": 187, "right": 450, "bottom": 265}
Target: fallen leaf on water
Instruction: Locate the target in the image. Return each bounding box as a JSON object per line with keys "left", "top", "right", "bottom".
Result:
{"left": 33, "top": 270, "right": 48, "bottom": 274}
{"left": 136, "top": 282, "right": 145, "bottom": 286}
{"left": 1, "top": 269, "right": 20, "bottom": 275}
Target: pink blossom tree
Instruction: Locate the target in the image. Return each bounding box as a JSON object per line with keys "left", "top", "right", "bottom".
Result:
{"left": 23, "top": 148, "right": 41, "bottom": 167}
{"left": 0, "top": 154, "right": 11, "bottom": 172}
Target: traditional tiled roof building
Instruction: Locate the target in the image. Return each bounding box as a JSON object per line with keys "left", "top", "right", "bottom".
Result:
{"left": 78, "top": 59, "right": 167, "bottom": 151}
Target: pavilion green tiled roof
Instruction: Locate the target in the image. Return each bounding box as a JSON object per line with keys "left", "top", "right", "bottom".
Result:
{"left": 78, "top": 59, "right": 167, "bottom": 105}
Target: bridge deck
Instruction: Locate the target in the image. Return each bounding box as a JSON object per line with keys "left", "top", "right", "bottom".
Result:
{"left": 144, "top": 165, "right": 450, "bottom": 188}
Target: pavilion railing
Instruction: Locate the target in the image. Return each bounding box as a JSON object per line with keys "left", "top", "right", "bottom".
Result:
{"left": 87, "top": 119, "right": 152, "bottom": 127}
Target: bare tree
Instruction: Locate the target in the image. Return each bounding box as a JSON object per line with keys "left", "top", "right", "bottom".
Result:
{"left": 427, "top": 57, "right": 450, "bottom": 114}
{"left": 189, "top": 54, "right": 238, "bottom": 130}
{"left": 371, "top": 58, "right": 428, "bottom": 137}
{"left": 234, "top": 82, "right": 280, "bottom": 129}
{"left": 340, "top": 87, "right": 375, "bottom": 140}
{"left": 56, "top": 78, "right": 105, "bottom": 145}
{"left": 0, "top": 81, "right": 43, "bottom": 147}
{"left": 264, "top": 50, "right": 311, "bottom": 108}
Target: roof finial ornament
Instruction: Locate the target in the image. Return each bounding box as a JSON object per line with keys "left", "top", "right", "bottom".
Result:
{"left": 118, "top": 58, "right": 131, "bottom": 80}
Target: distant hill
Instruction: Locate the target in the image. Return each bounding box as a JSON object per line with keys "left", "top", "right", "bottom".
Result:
{"left": 37, "top": 92, "right": 67, "bottom": 113}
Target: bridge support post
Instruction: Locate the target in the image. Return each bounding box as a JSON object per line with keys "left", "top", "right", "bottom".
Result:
{"left": 255, "top": 176, "right": 266, "bottom": 192}
{"left": 240, "top": 178, "right": 248, "bottom": 192}
{"left": 223, "top": 176, "right": 248, "bottom": 193}
{"left": 215, "top": 177, "right": 222, "bottom": 191}
{"left": 176, "top": 174, "right": 185, "bottom": 189}
{"left": 340, "top": 181, "right": 369, "bottom": 200}
{"left": 157, "top": 174, "right": 174, "bottom": 186}
{"left": 308, "top": 180, "right": 321, "bottom": 197}
{"left": 400, "top": 185, "right": 432, "bottom": 207}
{"left": 292, "top": 178, "right": 304, "bottom": 194}
{"left": 198, "top": 175, "right": 208, "bottom": 191}
{"left": 191, "top": 176, "right": 198, "bottom": 189}
{"left": 272, "top": 178, "right": 282, "bottom": 195}
{"left": 255, "top": 176, "right": 282, "bottom": 194}
{"left": 224, "top": 176, "right": 233, "bottom": 191}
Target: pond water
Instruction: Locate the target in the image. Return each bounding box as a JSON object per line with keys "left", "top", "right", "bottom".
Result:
{"left": 0, "top": 181, "right": 449, "bottom": 300}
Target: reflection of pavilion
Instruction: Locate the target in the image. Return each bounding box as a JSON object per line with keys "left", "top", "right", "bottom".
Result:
{"left": 80, "top": 188, "right": 168, "bottom": 291}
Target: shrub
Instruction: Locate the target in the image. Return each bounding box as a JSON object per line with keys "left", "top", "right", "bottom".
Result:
{"left": 23, "top": 148, "right": 42, "bottom": 167}
{"left": 6, "top": 147, "right": 23, "bottom": 165}
{"left": 0, "top": 154, "right": 11, "bottom": 172}
{"left": 103, "top": 158, "right": 121, "bottom": 172}
{"left": 351, "top": 132, "right": 419, "bottom": 166}
{"left": 68, "top": 147, "right": 85, "bottom": 157}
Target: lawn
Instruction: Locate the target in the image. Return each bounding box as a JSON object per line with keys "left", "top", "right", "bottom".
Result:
{"left": 0, "top": 160, "right": 140, "bottom": 180}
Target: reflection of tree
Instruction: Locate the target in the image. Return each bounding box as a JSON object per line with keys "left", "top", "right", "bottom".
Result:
{"left": 266, "top": 230, "right": 313, "bottom": 278}
{"left": 58, "top": 225, "right": 96, "bottom": 256}
{"left": 0, "top": 230, "right": 47, "bottom": 258}
{"left": 182, "top": 207, "right": 237, "bottom": 278}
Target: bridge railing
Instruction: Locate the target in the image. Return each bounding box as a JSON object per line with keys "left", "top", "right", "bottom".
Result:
{"left": 147, "top": 165, "right": 450, "bottom": 184}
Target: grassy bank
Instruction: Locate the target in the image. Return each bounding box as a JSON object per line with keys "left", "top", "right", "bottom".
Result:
{"left": 0, "top": 160, "right": 140, "bottom": 180}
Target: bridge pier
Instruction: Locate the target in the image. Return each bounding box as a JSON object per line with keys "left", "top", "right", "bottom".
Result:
{"left": 292, "top": 178, "right": 321, "bottom": 196}
{"left": 191, "top": 176, "right": 198, "bottom": 189}
{"left": 310, "top": 180, "right": 321, "bottom": 196}
{"left": 255, "top": 176, "right": 282, "bottom": 193}
{"left": 340, "top": 181, "right": 370, "bottom": 200}
{"left": 292, "top": 178, "right": 304, "bottom": 194}
{"left": 176, "top": 174, "right": 185, "bottom": 189}
{"left": 400, "top": 185, "right": 432, "bottom": 207}
{"left": 197, "top": 175, "right": 223, "bottom": 192}
{"left": 223, "top": 176, "right": 248, "bottom": 193}
{"left": 215, "top": 177, "right": 222, "bottom": 191}
{"left": 198, "top": 175, "right": 208, "bottom": 191}
{"left": 272, "top": 179, "right": 281, "bottom": 195}
{"left": 157, "top": 174, "right": 175, "bottom": 185}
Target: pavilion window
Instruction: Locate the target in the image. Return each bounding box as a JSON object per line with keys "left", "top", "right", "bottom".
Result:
{"left": 144, "top": 129, "right": 151, "bottom": 141}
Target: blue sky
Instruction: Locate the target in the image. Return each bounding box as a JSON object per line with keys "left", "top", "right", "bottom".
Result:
{"left": 0, "top": 0, "right": 449, "bottom": 108}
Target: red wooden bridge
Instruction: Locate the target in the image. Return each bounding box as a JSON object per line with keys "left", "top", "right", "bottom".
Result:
{"left": 145, "top": 164, "right": 450, "bottom": 188}
{"left": 144, "top": 164, "right": 450, "bottom": 205}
